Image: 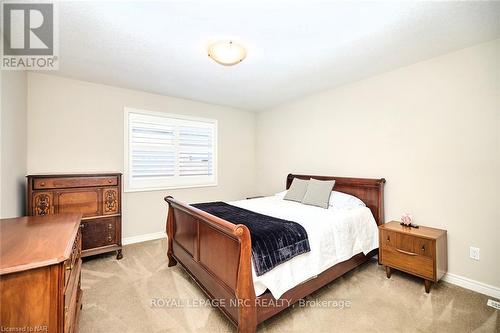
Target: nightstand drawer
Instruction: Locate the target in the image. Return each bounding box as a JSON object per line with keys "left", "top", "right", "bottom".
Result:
{"left": 381, "top": 247, "right": 434, "bottom": 280}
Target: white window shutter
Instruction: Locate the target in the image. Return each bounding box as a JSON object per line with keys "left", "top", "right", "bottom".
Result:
{"left": 130, "top": 118, "right": 176, "bottom": 178}
{"left": 125, "top": 109, "right": 217, "bottom": 191}
{"left": 178, "top": 125, "right": 214, "bottom": 177}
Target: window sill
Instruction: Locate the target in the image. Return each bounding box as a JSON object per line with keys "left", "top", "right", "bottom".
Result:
{"left": 124, "top": 182, "right": 218, "bottom": 193}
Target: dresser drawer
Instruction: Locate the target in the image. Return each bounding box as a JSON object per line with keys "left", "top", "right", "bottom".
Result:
{"left": 34, "top": 176, "right": 118, "bottom": 189}
{"left": 63, "top": 230, "right": 82, "bottom": 333}
{"left": 64, "top": 230, "right": 81, "bottom": 286}
{"left": 381, "top": 247, "right": 434, "bottom": 280}
{"left": 64, "top": 258, "right": 81, "bottom": 306}
{"left": 64, "top": 270, "right": 81, "bottom": 333}
{"left": 81, "top": 217, "right": 119, "bottom": 250}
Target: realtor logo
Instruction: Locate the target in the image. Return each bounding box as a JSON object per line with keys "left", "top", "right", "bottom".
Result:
{"left": 1, "top": 2, "right": 59, "bottom": 70}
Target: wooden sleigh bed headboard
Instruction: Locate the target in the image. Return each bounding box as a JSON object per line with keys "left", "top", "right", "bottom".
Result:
{"left": 286, "top": 173, "right": 386, "bottom": 225}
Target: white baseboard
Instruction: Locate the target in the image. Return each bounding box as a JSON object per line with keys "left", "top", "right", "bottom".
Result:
{"left": 443, "top": 272, "right": 500, "bottom": 299}
{"left": 122, "top": 231, "right": 167, "bottom": 246}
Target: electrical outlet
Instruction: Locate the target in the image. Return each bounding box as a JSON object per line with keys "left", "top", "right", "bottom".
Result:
{"left": 487, "top": 299, "right": 500, "bottom": 310}
{"left": 469, "top": 246, "right": 480, "bottom": 261}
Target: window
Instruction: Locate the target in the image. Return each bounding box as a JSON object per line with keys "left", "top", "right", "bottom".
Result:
{"left": 124, "top": 108, "right": 217, "bottom": 192}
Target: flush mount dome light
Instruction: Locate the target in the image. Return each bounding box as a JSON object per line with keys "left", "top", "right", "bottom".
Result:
{"left": 208, "top": 40, "right": 246, "bottom": 66}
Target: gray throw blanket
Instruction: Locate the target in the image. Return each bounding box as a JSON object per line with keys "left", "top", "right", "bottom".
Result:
{"left": 192, "top": 201, "right": 310, "bottom": 276}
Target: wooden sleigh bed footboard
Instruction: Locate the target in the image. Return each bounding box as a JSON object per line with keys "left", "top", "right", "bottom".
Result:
{"left": 164, "top": 174, "right": 385, "bottom": 333}
{"left": 165, "top": 196, "right": 257, "bottom": 332}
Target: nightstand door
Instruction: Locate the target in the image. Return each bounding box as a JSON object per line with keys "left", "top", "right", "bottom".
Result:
{"left": 414, "top": 237, "right": 434, "bottom": 258}
{"left": 381, "top": 230, "right": 396, "bottom": 248}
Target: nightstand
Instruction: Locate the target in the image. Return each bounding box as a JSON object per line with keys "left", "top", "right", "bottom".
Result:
{"left": 379, "top": 221, "right": 447, "bottom": 293}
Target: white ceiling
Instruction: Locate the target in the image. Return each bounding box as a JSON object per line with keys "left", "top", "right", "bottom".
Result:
{"left": 55, "top": 1, "right": 500, "bottom": 111}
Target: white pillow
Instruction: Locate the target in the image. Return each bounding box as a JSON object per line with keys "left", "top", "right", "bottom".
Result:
{"left": 329, "top": 191, "right": 365, "bottom": 209}
{"left": 276, "top": 190, "right": 364, "bottom": 209}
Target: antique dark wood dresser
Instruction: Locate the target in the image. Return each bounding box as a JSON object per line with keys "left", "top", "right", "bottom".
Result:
{"left": 27, "top": 173, "right": 123, "bottom": 259}
{"left": 0, "top": 213, "right": 83, "bottom": 333}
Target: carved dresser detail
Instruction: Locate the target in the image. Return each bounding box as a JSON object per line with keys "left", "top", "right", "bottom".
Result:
{"left": 27, "top": 173, "right": 123, "bottom": 259}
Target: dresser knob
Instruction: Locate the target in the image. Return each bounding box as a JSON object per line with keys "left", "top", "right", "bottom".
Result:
{"left": 108, "top": 179, "right": 113, "bottom": 183}
{"left": 421, "top": 245, "right": 426, "bottom": 252}
{"left": 40, "top": 182, "right": 45, "bottom": 187}
{"left": 386, "top": 236, "right": 390, "bottom": 242}
{"left": 80, "top": 223, "right": 85, "bottom": 229}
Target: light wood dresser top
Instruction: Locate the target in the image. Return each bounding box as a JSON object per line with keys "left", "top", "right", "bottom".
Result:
{"left": 379, "top": 221, "right": 446, "bottom": 240}
{"left": 0, "top": 213, "right": 82, "bottom": 275}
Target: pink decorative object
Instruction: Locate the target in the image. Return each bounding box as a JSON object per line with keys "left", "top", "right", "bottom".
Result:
{"left": 401, "top": 213, "right": 413, "bottom": 226}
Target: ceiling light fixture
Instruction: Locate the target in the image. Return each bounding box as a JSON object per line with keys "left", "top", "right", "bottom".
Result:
{"left": 208, "top": 40, "right": 246, "bottom": 66}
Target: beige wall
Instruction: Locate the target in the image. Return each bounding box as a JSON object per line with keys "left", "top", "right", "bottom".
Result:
{"left": 24, "top": 40, "right": 499, "bottom": 290}
{"left": 27, "top": 73, "right": 256, "bottom": 238}
{"left": 0, "top": 71, "right": 27, "bottom": 218}
{"left": 256, "top": 40, "right": 500, "bottom": 288}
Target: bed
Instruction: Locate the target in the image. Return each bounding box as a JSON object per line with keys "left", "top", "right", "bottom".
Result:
{"left": 164, "top": 174, "right": 385, "bottom": 333}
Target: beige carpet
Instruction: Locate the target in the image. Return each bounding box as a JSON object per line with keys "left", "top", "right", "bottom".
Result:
{"left": 79, "top": 239, "right": 498, "bottom": 333}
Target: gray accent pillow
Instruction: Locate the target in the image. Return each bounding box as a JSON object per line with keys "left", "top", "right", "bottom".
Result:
{"left": 301, "top": 179, "right": 335, "bottom": 209}
{"left": 283, "top": 178, "right": 309, "bottom": 202}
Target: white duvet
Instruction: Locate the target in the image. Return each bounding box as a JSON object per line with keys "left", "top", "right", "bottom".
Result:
{"left": 229, "top": 195, "right": 379, "bottom": 299}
